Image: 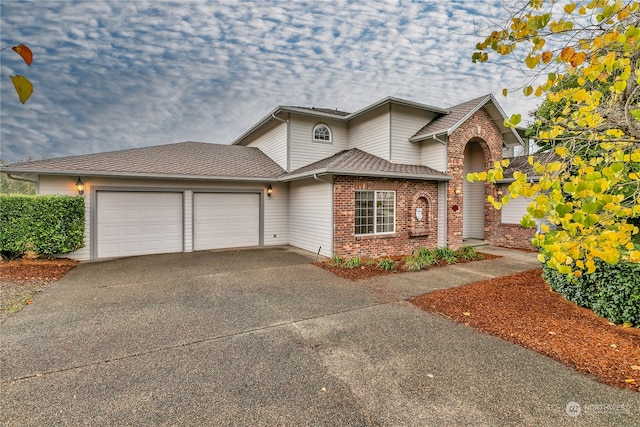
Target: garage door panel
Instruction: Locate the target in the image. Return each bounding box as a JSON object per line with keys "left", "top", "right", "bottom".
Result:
{"left": 193, "top": 193, "right": 259, "bottom": 251}
{"left": 97, "top": 192, "right": 183, "bottom": 258}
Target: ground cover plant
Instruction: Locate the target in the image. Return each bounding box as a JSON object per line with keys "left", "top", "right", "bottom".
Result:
{"left": 316, "top": 246, "right": 492, "bottom": 280}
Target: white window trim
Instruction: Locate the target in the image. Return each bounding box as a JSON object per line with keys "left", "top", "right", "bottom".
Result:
{"left": 355, "top": 190, "right": 396, "bottom": 236}
{"left": 312, "top": 123, "right": 332, "bottom": 143}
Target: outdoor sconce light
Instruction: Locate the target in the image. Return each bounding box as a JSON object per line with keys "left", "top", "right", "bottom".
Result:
{"left": 454, "top": 186, "right": 462, "bottom": 196}
{"left": 496, "top": 187, "right": 504, "bottom": 198}
{"left": 267, "top": 184, "right": 273, "bottom": 197}
{"left": 75, "top": 178, "right": 84, "bottom": 195}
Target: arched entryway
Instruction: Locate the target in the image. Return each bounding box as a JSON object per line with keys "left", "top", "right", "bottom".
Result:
{"left": 463, "top": 139, "right": 486, "bottom": 240}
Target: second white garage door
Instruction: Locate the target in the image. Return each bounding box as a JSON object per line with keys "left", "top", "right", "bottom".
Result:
{"left": 193, "top": 193, "right": 260, "bottom": 251}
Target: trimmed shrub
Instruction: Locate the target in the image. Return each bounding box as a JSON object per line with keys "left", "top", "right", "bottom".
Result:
{"left": 543, "top": 260, "right": 640, "bottom": 326}
{"left": 0, "top": 195, "right": 85, "bottom": 259}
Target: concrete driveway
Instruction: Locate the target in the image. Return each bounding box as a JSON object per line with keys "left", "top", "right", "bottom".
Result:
{"left": 1, "top": 246, "right": 638, "bottom": 426}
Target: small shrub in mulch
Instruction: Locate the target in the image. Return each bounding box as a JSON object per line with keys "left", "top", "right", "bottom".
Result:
{"left": 315, "top": 246, "right": 498, "bottom": 280}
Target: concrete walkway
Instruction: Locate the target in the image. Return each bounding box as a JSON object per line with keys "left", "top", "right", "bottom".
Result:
{"left": 1, "top": 246, "right": 638, "bottom": 426}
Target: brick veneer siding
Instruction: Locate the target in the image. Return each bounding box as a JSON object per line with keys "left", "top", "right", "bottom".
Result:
{"left": 490, "top": 223, "right": 537, "bottom": 250}
{"left": 446, "top": 107, "right": 504, "bottom": 249}
{"left": 333, "top": 176, "right": 439, "bottom": 258}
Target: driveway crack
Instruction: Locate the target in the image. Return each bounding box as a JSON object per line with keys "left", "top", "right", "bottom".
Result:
{"left": 2, "top": 301, "right": 389, "bottom": 384}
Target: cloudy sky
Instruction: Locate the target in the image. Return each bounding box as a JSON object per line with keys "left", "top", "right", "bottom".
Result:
{"left": 0, "top": 0, "right": 540, "bottom": 163}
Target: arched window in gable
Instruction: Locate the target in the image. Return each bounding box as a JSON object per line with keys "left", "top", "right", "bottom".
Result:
{"left": 312, "top": 124, "right": 332, "bottom": 143}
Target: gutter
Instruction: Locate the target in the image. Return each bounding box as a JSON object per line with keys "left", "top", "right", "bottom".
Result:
{"left": 281, "top": 168, "right": 451, "bottom": 183}
{"left": 0, "top": 169, "right": 281, "bottom": 183}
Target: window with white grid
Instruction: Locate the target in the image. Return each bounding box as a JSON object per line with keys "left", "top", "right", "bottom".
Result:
{"left": 355, "top": 190, "right": 395, "bottom": 235}
{"left": 312, "top": 124, "right": 332, "bottom": 143}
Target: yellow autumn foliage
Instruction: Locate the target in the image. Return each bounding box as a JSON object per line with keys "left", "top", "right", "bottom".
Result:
{"left": 470, "top": 0, "right": 640, "bottom": 276}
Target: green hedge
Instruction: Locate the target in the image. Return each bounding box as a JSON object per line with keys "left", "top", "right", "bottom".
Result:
{"left": 543, "top": 260, "right": 640, "bottom": 326}
{"left": 0, "top": 195, "right": 85, "bottom": 258}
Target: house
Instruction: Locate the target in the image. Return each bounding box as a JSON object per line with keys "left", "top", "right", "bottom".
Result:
{"left": 1, "top": 94, "right": 536, "bottom": 261}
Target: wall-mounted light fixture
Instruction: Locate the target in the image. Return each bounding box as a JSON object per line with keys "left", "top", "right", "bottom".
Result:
{"left": 454, "top": 186, "right": 462, "bottom": 196}
{"left": 75, "top": 178, "right": 84, "bottom": 195}
{"left": 496, "top": 186, "right": 504, "bottom": 198}
{"left": 267, "top": 184, "right": 273, "bottom": 197}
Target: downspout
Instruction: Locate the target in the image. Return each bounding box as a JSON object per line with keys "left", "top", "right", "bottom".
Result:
{"left": 313, "top": 173, "right": 332, "bottom": 184}
{"left": 271, "top": 112, "right": 287, "bottom": 123}
{"left": 313, "top": 173, "right": 334, "bottom": 258}
{"left": 432, "top": 134, "right": 446, "bottom": 145}
{"left": 442, "top": 134, "right": 449, "bottom": 174}
{"left": 7, "top": 173, "right": 39, "bottom": 193}
{"left": 7, "top": 173, "right": 39, "bottom": 185}
{"left": 388, "top": 103, "right": 393, "bottom": 161}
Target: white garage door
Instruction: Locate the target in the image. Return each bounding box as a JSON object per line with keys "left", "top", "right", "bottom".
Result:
{"left": 193, "top": 193, "right": 260, "bottom": 251}
{"left": 97, "top": 191, "right": 183, "bottom": 258}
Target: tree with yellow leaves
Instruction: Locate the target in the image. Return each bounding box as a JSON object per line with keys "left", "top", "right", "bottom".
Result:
{"left": 1, "top": 44, "right": 33, "bottom": 104}
{"left": 469, "top": 0, "right": 640, "bottom": 278}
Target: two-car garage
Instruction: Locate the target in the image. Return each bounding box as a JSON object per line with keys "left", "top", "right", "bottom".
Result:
{"left": 95, "top": 190, "right": 261, "bottom": 259}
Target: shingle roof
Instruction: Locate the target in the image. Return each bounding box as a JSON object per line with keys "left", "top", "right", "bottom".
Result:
{"left": 410, "top": 95, "right": 491, "bottom": 141}
{"left": 2, "top": 141, "right": 285, "bottom": 180}
{"left": 282, "top": 148, "right": 450, "bottom": 181}
{"left": 500, "top": 151, "right": 558, "bottom": 182}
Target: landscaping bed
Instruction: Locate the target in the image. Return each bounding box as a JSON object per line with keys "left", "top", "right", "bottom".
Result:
{"left": 410, "top": 269, "right": 640, "bottom": 392}
{"left": 318, "top": 249, "right": 639, "bottom": 392}
{"left": 314, "top": 246, "right": 500, "bottom": 280}
{"left": 0, "top": 258, "right": 78, "bottom": 322}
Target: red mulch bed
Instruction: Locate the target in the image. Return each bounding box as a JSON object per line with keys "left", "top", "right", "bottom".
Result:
{"left": 0, "top": 258, "right": 79, "bottom": 320}
{"left": 409, "top": 269, "right": 640, "bottom": 392}
{"left": 0, "top": 258, "right": 78, "bottom": 283}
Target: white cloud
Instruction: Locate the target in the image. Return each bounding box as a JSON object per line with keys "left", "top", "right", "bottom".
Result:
{"left": 0, "top": 0, "right": 540, "bottom": 162}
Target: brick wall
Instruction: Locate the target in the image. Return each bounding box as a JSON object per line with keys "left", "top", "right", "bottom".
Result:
{"left": 446, "top": 107, "right": 503, "bottom": 249}
{"left": 490, "top": 223, "right": 537, "bottom": 250}
{"left": 333, "top": 176, "right": 439, "bottom": 258}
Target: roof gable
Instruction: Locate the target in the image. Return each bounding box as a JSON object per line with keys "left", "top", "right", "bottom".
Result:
{"left": 410, "top": 95, "right": 490, "bottom": 141}
{"left": 232, "top": 97, "right": 450, "bottom": 146}
{"left": 409, "top": 94, "right": 525, "bottom": 148}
